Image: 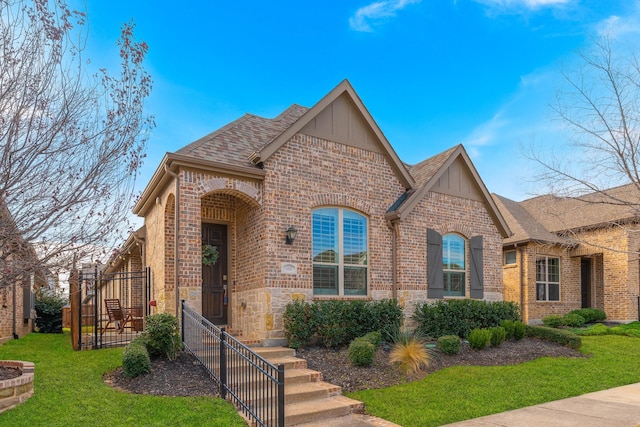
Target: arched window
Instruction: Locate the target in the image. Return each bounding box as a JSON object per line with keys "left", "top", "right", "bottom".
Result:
{"left": 442, "top": 233, "right": 465, "bottom": 297}
{"left": 312, "top": 208, "right": 368, "bottom": 296}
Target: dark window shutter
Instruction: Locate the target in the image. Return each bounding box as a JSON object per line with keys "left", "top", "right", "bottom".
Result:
{"left": 427, "top": 229, "right": 443, "bottom": 299}
{"left": 470, "top": 235, "right": 483, "bottom": 299}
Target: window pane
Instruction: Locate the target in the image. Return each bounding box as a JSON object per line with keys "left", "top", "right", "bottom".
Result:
{"left": 548, "top": 258, "right": 560, "bottom": 282}
{"left": 504, "top": 250, "right": 516, "bottom": 265}
{"left": 444, "top": 272, "right": 465, "bottom": 297}
{"left": 344, "top": 266, "right": 367, "bottom": 296}
{"left": 548, "top": 283, "right": 560, "bottom": 301}
{"left": 443, "top": 234, "right": 465, "bottom": 270}
{"left": 536, "top": 283, "right": 546, "bottom": 301}
{"left": 536, "top": 259, "right": 545, "bottom": 282}
{"left": 313, "top": 265, "right": 338, "bottom": 295}
{"left": 343, "top": 211, "right": 367, "bottom": 266}
{"left": 313, "top": 208, "right": 338, "bottom": 263}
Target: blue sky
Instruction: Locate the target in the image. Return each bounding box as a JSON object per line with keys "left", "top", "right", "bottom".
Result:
{"left": 80, "top": 0, "right": 640, "bottom": 202}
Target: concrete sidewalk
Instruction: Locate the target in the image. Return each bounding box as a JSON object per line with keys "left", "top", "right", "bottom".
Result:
{"left": 443, "top": 383, "right": 640, "bottom": 427}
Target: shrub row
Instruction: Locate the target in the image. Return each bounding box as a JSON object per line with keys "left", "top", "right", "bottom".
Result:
{"left": 526, "top": 325, "right": 582, "bottom": 350}
{"left": 542, "top": 308, "right": 606, "bottom": 329}
{"left": 284, "top": 299, "right": 402, "bottom": 349}
{"left": 413, "top": 299, "right": 520, "bottom": 339}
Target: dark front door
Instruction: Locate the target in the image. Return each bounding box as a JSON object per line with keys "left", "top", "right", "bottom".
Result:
{"left": 581, "top": 258, "right": 592, "bottom": 308}
{"left": 202, "top": 223, "right": 228, "bottom": 325}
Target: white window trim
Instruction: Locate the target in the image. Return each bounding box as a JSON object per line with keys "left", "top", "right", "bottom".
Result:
{"left": 312, "top": 207, "right": 369, "bottom": 296}
{"left": 536, "top": 256, "right": 560, "bottom": 302}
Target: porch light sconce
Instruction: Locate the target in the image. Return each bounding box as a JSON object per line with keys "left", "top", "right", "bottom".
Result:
{"left": 285, "top": 225, "right": 298, "bottom": 245}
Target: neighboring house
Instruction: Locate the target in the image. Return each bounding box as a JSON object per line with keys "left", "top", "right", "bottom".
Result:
{"left": 494, "top": 184, "right": 640, "bottom": 324}
{"left": 0, "top": 200, "right": 46, "bottom": 343}
{"left": 131, "top": 80, "right": 510, "bottom": 345}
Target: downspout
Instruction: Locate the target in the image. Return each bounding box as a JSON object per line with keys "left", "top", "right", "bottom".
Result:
{"left": 165, "top": 164, "right": 180, "bottom": 317}
{"left": 12, "top": 282, "right": 17, "bottom": 339}
{"left": 518, "top": 244, "right": 525, "bottom": 322}
{"left": 386, "top": 220, "right": 399, "bottom": 300}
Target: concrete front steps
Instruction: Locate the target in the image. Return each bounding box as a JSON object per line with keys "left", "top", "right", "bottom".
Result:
{"left": 250, "top": 346, "right": 400, "bottom": 427}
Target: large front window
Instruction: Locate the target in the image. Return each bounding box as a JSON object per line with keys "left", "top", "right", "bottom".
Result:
{"left": 312, "top": 208, "right": 367, "bottom": 296}
{"left": 443, "top": 233, "right": 465, "bottom": 297}
{"left": 536, "top": 256, "right": 560, "bottom": 301}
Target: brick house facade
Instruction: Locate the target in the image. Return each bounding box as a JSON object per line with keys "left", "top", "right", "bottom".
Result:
{"left": 132, "top": 80, "right": 511, "bottom": 345}
{"left": 0, "top": 201, "right": 44, "bottom": 343}
{"left": 494, "top": 185, "right": 640, "bottom": 324}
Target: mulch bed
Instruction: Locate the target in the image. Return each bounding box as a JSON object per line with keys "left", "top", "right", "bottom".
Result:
{"left": 104, "top": 351, "right": 220, "bottom": 397}
{"left": 0, "top": 367, "right": 21, "bottom": 381}
{"left": 104, "top": 337, "right": 587, "bottom": 396}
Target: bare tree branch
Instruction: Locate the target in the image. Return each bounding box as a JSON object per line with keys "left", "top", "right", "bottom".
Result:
{"left": 0, "top": 0, "right": 154, "bottom": 289}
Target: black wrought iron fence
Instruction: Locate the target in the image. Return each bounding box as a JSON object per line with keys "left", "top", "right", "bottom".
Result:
{"left": 76, "top": 267, "right": 150, "bottom": 350}
{"left": 181, "top": 300, "right": 285, "bottom": 427}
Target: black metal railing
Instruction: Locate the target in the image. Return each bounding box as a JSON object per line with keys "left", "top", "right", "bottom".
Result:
{"left": 181, "top": 301, "right": 285, "bottom": 427}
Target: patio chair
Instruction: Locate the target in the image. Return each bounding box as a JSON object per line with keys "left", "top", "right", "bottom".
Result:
{"left": 102, "top": 299, "right": 127, "bottom": 334}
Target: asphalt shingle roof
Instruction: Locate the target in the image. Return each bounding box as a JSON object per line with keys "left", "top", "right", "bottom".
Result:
{"left": 520, "top": 184, "right": 640, "bottom": 232}
{"left": 494, "top": 183, "right": 640, "bottom": 245}
{"left": 176, "top": 104, "right": 308, "bottom": 168}
{"left": 408, "top": 145, "right": 459, "bottom": 187}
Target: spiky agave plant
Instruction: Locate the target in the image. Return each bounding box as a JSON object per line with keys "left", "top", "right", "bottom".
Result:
{"left": 389, "top": 329, "right": 431, "bottom": 374}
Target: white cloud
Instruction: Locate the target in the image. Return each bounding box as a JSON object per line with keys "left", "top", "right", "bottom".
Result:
{"left": 596, "top": 14, "right": 640, "bottom": 39}
{"left": 349, "top": 0, "right": 422, "bottom": 32}
{"left": 472, "top": 0, "right": 571, "bottom": 12}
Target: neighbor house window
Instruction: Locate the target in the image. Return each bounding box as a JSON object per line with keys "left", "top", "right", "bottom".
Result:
{"left": 443, "top": 233, "right": 465, "bottom": 297}
{"left": 504, "top": 250, "right": 516, "bottom": 265}
{"left": 312, "top": 208, "right": 367, "bottom": 296}
{"left": 536, "top": 256, "right": 560, "bottom": 301}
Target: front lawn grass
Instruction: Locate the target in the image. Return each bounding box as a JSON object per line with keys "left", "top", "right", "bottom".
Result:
{"left": 349, "top": 335, "right": 640, "bottom": 427}
{"left": 0, "top": 333, "right": 245, "bottom": 427}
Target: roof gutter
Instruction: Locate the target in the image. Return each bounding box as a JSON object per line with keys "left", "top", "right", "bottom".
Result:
{"left": 134, "top": 153, "right": 266, "bottom": 217}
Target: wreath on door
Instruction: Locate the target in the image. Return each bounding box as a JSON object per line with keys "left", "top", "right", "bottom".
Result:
{"left": 202, "top": 244, "right": 219, "bottom": 266}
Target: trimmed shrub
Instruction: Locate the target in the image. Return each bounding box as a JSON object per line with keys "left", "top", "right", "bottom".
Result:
{"left": 437, "top": 335, "right": 461, "bottom": 355}
{"left": 145, "top": 313, "right": 181, "bottom": 359}
{"left": 513, "top": 321, "right": 526, "bottom": 341}
{"left": 526, "top": 325, "right": 582, "bottom": 350}
{"left": 283, "top": 299, "right": 403, "bottom": 349}
{"left": 348, "top": 338, "right": 375, "bottom": 367}
{"left": 500, "top": 320, "right": 516, "bottom": 340}
{"left": 368, "top": 299, "right": 403, "bottom": 342}
{"left": 489, "top": 326, "right": 507, "bottom": 347}
{"left": 389, "top": 330, "right": 430, "bottom": 374}
{"left": 568, "top": 308, "right": 606, "bottom": 324}
{"left": 362, "top": 331, "right": 382, "bottom": 348}
{"left": 283, "top": 300, "right": 316, "bottom": 349}
{"left": 34, "top": 290, "right": 68, "bottom": 333}
{"left": 468, "top": 328, "right": 492, "bottom": 350}
{"left": 577, "top": 323, "right": 610, "bottom": 336}
{"left": 413, "top": 299, "right": 520, "bottom": 339}
{"left": 122, "top": 342, "right": 151, "bottom": 378}
{"left": 562, "top": 313, "right": 586, "bottom": 328}
{"left": 542, "top": 314, "right": 564, "bottom": 328}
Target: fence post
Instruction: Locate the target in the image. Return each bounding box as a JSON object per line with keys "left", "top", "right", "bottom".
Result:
{"left": 277, "top": 363, "right": 285, "bottom": 427}
{"left": 69, "top": 268, "right": 80, "bottom": 351}
{"left": 220, "top": 327, "right": 227, "bottom": 400}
